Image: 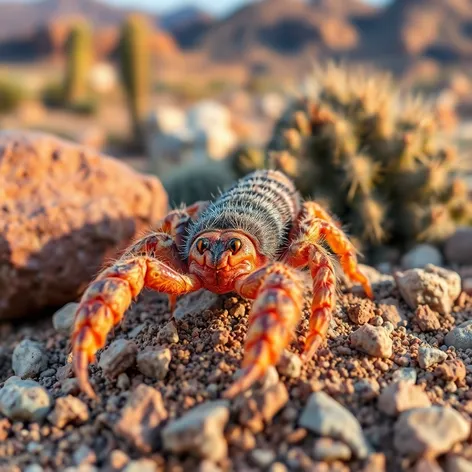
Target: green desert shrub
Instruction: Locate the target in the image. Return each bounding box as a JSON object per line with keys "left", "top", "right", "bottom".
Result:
{"left": 0, "top": 78, "right": 27, "bottom": 114}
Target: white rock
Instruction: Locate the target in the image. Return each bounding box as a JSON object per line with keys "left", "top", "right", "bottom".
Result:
{"left": 298, "top": 391, "right": 371, "bottom": 459}
{"left": 187, "top": 100, "right": 232, "bottom": 133}
{"left": 395, "top": 265, "right": 461, "bottom": 315}
{"left": 0, "top": 376, "right": 52, "bottom": 422}
{"left": 392, "top": 368, "right": 417, "bottom": 384}
{"left": 417, "top": 345, "right": 447, "bottom": 369}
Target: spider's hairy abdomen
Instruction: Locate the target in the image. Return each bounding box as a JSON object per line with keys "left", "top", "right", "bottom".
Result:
{"left": 184, "top": 170, "right": 301, "bottom": 258}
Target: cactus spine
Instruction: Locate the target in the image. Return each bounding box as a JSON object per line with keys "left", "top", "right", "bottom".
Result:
{"left": 119, "top": 14, "right": 152, "bottom": 146}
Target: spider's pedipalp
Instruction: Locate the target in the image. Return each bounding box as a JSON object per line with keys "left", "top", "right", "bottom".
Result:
{"left": 223, "top": 263, "right": 304, "bottom": 399}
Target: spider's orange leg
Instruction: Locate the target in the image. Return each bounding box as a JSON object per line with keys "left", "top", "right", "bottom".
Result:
{"left": 72, "top": 233, "right": 203, "bottom": 399}
{"left": 223, "top": 263, "right": 304, "bottom": 399}
{"left": 285, "top": 242, "right": 337, "bottom": 360}
{"left": 318, "top": 220, "right": 373, "bottom": 299}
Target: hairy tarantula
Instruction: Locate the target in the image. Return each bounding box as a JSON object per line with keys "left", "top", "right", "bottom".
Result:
{"left": 71, "top": 170, "right": 373, "bottom": 399}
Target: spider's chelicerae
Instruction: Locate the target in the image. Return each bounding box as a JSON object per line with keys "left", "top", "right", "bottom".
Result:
{"left": 71, "top": 170, "right": 373, "bottom": 399}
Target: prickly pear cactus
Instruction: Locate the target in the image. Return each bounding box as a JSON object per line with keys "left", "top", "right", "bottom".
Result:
{"left": 267, "top": 62, "right": 471, "bottom": 258}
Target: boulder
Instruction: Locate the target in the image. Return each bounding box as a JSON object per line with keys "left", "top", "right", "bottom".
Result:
{"left": 0, "top": 130, "right": 168, "bottom": 320}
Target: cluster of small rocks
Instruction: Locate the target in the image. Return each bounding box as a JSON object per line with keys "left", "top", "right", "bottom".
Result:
{"left": 0, "top": 263, "right": 471, "bottom": 471}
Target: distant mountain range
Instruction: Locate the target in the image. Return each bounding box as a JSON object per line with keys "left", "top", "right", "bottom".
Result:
{"left": 0, "top": 0, "right": 471, "bottom": 75}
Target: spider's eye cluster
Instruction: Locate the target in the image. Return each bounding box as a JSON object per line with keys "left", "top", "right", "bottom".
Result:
{"left": 228, "top": 238, "right": 242, "bottom": 254}
{"left": 196, "top": 238, "right": 210, "bottom": 254}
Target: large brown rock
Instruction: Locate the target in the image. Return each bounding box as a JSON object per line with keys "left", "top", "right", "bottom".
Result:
{"left": 0, "top": 130, "right": 168, "bottom": 320}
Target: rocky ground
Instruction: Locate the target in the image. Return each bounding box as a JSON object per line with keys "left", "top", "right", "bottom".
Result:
{"left": 0, "top": 262, "right": 472, "bottom": 472}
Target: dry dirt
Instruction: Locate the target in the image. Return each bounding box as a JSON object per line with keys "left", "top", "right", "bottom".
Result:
{"left": 0, "top": 268, "right": 471, "bottom": 472}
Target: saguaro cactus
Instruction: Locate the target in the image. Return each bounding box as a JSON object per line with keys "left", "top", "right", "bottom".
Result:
{"left": 63, "top": 20, "right": 93, "bottom": 106}
{"left": 119, "top": 14, "right": 152, "bottom": 146}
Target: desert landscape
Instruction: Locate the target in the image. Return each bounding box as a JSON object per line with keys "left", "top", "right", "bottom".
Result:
{"left": 1, "top": 1, "right": 472, "bottom": 471}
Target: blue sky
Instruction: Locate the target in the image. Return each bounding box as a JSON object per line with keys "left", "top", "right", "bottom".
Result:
{"left": 104, "top": 0, "right": 392, "bottom": 17}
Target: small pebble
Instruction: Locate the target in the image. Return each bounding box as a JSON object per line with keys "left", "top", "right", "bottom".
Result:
{"left": 12, "top": 339, "right": 48, "bottom": 378}
{"left": 394, "top": 406, "right": 470, "bottom": 458}
{"left": 350, "top": 324, "right": 393, "bottom": 358}
{"left": 137, "top": 347, "right": 172, "bottom": 380}
{"left": 98, "top": 339, "right": 137, "bottom": 379}
{"left": 162, "top": 400, "right": 230, "bottom": 461}
{"left": 277, "top": 350, "right": 302, "bottom": 379}
{"left": 445, "top": 321, "right": 472, "bottom": 350}
{"left": 0, "top": 376, "right": 52, "bottom": 422}
{"left": 417, "top": 345, "right": 447, "bottom": 369}
{"left": 157, "top": 322, "right": 179, "bottom": 344}
{"left": 312, "top": 438, "right": 352, "bottom": 462}
{"left": 378, "top": 381, "right": 431, "bottom": 416}
{"left": 52, "top": 303, "right": 78, "bottom": 335}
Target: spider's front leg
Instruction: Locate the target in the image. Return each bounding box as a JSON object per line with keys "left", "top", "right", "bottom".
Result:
{"left": 223, "top": 263, "right": 304, "bottom": 399}
{"left": 284, "top": 201, "right": 373, "bottom": 360}
{"left": 71, "top": 204, "right": 208, "bottom": 399}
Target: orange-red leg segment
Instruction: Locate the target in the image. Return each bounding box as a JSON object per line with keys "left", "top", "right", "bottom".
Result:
{"left": 223, "top": 263, "right": 304, "bottom": 399}
{"left": 318, "top": 220, "right": 373, "bottom": 299}
{"left": 285, "top": 242, "right": 337, "bottom": 360}
{"left": 71, "top": 254, "right": 202, "bottom": 399}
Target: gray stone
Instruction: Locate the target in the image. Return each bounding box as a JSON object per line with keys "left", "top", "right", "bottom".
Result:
{"left": 157, "top": 321, "right": 179, "bottom": 344}
{"left": 401, "top": 245, "right": 443, "bottom": 270}
{"left": 173, "top": 289, "right": 219, "bottom": 321}
{"left": 395, "top": 265, "right": 461, "bottom": 315}
{"left": 250, "top": 449, "right": 277, "bottom": 468}
{"left": 444, "top": 227, "right": 472, "bottom": 266}
{"left": 394, "top": 407, "right": 470, "bottom": 458}
{"left": 162, "top": 400, "right": 230, "bottom": 461}
{"left": 392, "top": 368, "right": 417, "bottom": 384}
{"left": 137, "top": 347, "right": 171, "bottom": 380}
{"left": 445, "top": 321, "right": 472, "bottom": 350}
{"left": 52, "top": 302, "right": 78, "bottom": 335}
{"left": 418, "top": 345, "right": 447, "bottom": 369}
{"left": 0, "top": 376, "right": 52, "bottom": 422}
{"left": 298, "top": 391, "right": 371, "bottom": 459}
{"left": 350, "top": 324, "right": 393, "bottom": 358}
{"left": 12, "top": 339, "right": 48, "bottom": 378}
{"left": 116, "top": 384, "right": 168, "bottom": 454}
{"left": 98, "top": 339, "right": 137, "bottom": 379}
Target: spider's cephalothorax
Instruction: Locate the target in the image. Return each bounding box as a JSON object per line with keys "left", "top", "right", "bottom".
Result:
{"left": 71, "top": 170, "right": 373, "bottom": 399}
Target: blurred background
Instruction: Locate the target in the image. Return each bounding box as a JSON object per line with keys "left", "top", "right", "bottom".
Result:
{"left": 1, "top": 0, "right": 471, "bottom": 172}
